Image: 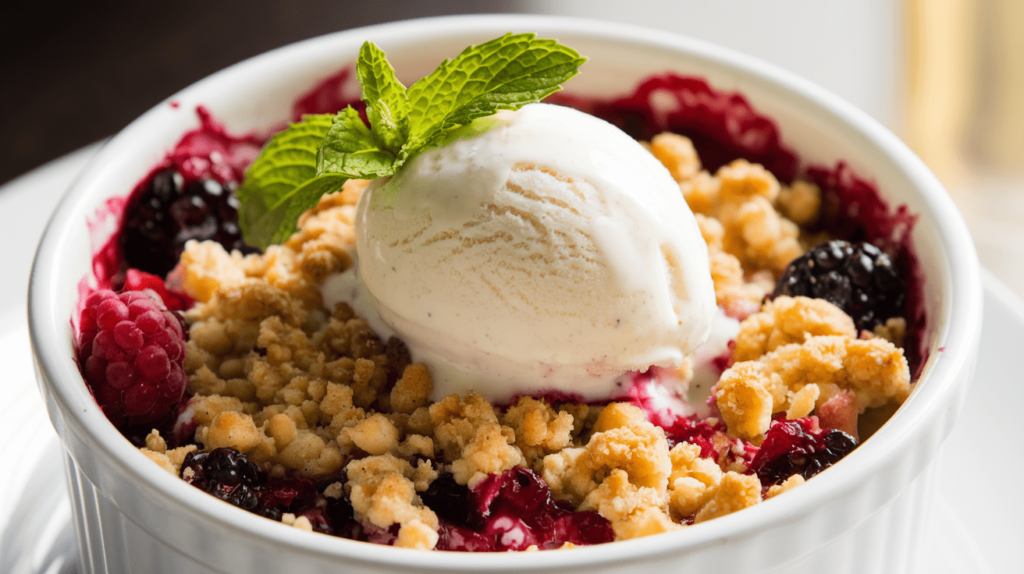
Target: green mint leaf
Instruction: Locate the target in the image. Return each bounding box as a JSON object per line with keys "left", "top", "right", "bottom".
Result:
{"left": 405, "top": 33, "right": 586, "bottom": 147}
{"left": 237, "top": 114, "right": 347, "bottom": 248}
{"left": 356, "top": 41, "right": 409, "bottom": 152}
{"left": 236, "top": 114, "right": 334, "bottom": 203}
{"left": 238, "top": 174, "right": 347, "bottom": 248}
{"left": 239, "top": 108, "right": 402, "bottom": 249}
{"left": 316, "top": 106, "right": 398, "bottom": 178}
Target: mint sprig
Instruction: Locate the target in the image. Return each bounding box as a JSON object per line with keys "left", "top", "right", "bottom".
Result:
{"left": 238, "top": 33, "right": 586, "bottom": 250}
{"left": 356, "top": 41, "right": 409, "bottom": 153}
{"left": 406, "top": 34, "right": 586, "bottom": 149}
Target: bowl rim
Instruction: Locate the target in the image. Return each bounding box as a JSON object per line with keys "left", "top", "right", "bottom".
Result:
{"left": 28, "top": 13, "right": 982, "bottom": 571}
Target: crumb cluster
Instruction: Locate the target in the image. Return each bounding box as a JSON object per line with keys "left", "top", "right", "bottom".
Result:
{"left": 137, "top": 133, "right": 911, "bottom": 551}
{"left": 652, "top": 133, "right": 820, "bottom": 319}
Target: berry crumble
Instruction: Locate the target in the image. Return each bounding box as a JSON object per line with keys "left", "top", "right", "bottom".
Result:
{"left": 74, "top": 58, "right": 923, "bottom": 552}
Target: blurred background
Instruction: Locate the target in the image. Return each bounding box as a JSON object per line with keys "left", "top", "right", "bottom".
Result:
{"left": 2, "top": 0, "right": 1021, "bottom": 297}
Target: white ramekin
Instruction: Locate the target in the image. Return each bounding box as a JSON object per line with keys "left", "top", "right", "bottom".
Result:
{"left": 29, "top": 15, "right": 982, "bottom": 574}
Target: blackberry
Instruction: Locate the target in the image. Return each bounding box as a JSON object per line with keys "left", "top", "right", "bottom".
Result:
{"left": 773, "top": 240, "right": 904, "bottom": 331}
{"left": 179, "top": 449, "right": 355, "bottom": 531}
{"left": 749, "top": 418, "right": 858, "bottom": 486}
{"left": 180, "top": 448, "right": 263, "bottom": 512}
{"left": 420, "top": 472, "right": 475, "bottom": 526}
{"left": 203, "top": 448, "right": 260, "bottom": 487}
{"left": 121, "top": 168, "right": 258, "bottom": 278}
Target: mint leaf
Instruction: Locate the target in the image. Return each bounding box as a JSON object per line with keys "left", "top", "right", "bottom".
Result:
{"left": 316, "top": 106, "right": 397, "bottom": 178}
{"left": 236, "top": 114, "right": 345, "bottom": 249}
{"left": 357, "top": 41, "right": 409, "bottom": 153}
{"left": 239, "top": 107, "right": 404, "bottom": 248}
{"left": 236, "top": 114, "right": 334, "bottom": 203}
{"left": 405, "top": 33, "right": 586, "bottom": 147}
{"left": 239, "top": 174, "right": 347, "bottom": 248}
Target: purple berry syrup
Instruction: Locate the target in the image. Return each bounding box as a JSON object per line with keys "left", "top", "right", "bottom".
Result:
{"left": 548, "top": 75, "right": 799, "bottom": 182}
{"left": 422, "top": 468, "right": 617, "bottom": 551}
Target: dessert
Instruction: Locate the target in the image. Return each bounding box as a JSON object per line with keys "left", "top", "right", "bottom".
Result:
{"left": 73, "top": 34, "right": 922, "bottom": 552}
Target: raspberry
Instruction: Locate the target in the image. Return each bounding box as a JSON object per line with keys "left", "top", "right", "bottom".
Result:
{"left": 772, "top": 240, "right": 905, "bottom": 331}
{"left": 122, "top": 268, "right": 194, "bottom": 311}
{"left": 77, "top": 288, "right": 188, "bottom": 428}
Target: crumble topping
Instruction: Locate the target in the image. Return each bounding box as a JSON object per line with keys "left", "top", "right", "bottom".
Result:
{"left": 346, "top": 453, "right": 439, "bottom": 549}
{"left": 765, "top": 474, "right": 806, "bottom": 499}
{"left": 649, "top": 133, "right": 701, "bottom": 183}
{"left": 873, "top": 317, "right": 908, "bottom": 348}
{"left": 543, "top": 404, "right": 671, "bottom": 505}
{"left": 692, "top": 472, "right": 761, "bottom": 523}
{"left": 140, "top": 430, "right": 198, "bottom": 475}
{"left": 123, "top": 132, "right": 913, "bottom": 551}
{"left": 282, "top": 513, "right": 315, "bottom": 532}
{"left": 678, "top": 157, "right": 805, "bottom": 275}
{"left": 667, "top": 442, "right": 722, "bottom": 518}
{"left": 674, "top": 153, "right": 812, "bottom": 314}
{"left": 428, "top": 391, "right": 524, "bottom": 487}
{"left": 734, "top": 296, "right": 857, "bottom": 362}
{"left": 501, "top": 397, "right": 575, "bottom": 471}
{"left": 777, "top": 180, "right": 822, "bottom": 226}
{"left": 715, "top": 329, "right": 910, "bottom": 441}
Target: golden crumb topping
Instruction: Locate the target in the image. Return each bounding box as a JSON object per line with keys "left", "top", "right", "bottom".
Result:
{"left": 734, "top": 296, "right": 857, "bottom": 362}
{"left": 667, "top": 442, "right": 723, "bottom": 519}
{"left": 649, "top": 133, "right": 701, "bottom": 182}
{"left": 776, "top": 180, "right": 822, "bottom": 226}
{"left": 140, "top": 430, "right": 198, "bottom": 475}
{"left": 715, "top": 333, "right": 911, "bottom": 441}
{"left": 766, "top": 474, "right": 805, "bottom": 499}
{"left": 502, "top": 397, "right": 576, "bottom": 471}
{"left": 693, "top": 472, "right": 761, "bottom": 523}
{"left": 429, "top": 392, "right": 524, "bottom": 486}
{"left": 670, "top": 144, "right": 818, "bottom": 311}
{"left": 346, "top": 453, "right": 439, "bottom": 549}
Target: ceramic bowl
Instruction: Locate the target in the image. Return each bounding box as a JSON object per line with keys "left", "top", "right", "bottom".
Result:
{"left": 29, "top": 14, "right": 982, "bottom": 574}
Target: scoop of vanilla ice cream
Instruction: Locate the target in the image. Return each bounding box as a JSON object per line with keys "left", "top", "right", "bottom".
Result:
{"left": 353, "top": 103, "right": 715, "bottom": 402}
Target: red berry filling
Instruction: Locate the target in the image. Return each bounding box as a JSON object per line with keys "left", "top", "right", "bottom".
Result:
{"left": 427, "top": 468, "right": 613, "bottom": 551}
{"left": 749, "top": 417, "right": 858, "bottom": 486}
{"left": 549, "top": 75, "right": 799, "bottom": 183}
